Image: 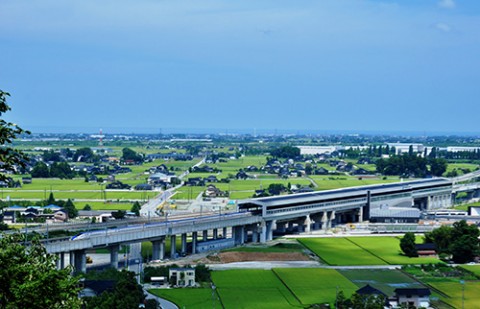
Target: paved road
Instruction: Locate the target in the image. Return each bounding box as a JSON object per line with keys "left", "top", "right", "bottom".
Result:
{"left": 140, "top": 157, "right": 206, "bottom": 218}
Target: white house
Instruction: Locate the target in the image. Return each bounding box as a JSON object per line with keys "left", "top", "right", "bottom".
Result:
{"left": 169, "top": 268, "right": 195, "bottom": 287}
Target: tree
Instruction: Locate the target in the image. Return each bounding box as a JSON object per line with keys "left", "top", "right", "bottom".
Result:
{"left": 83, "top": 269, "right": 144, "bottom": 309}
{"left": 47, "top": 191, "right": 56, "bottom": 204}
{"left": 131, "top": 201, "right": 141, "bottom": 216}
{"left": 73, "top": 147, "right": 96, "bottom": 163}
{"left": 122, "top": 148, "right": 143, "bottom": 163}
{"left": 112, "top": 210, "right": 126, "bottom": 220}
{"left": 430, "top": 158, "right": 447, "bottom": 177}
{"left": 0, "top": 90, "right": 30, "bottom": 181}
{"left": 31, "top": 162, "right": 50, "bottom": 178}
{"left": 450, "top": 220, "right": 480, "bottom": 263}
{"left": 400, "top": 232, "right": 418, "bottom": 257}
{"left": 267, "top": 183, "right": 287, "bottom": 195}
{"left": 63, "top": 198, "right": 78, "bottom": 218}
{"left": 0, "top": 234, "right": 81, "bottom": 308}
{"left": 270, "top": 145, "right": 301, "bottom": 159}
{"left": 83, "top": 204, "right": 92, "bottom": 211}
{"left": 424, "top": 225, "right": 452, "bottom": 254}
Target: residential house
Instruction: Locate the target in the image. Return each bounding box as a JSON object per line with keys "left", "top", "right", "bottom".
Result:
{"left": 78, "top": 210, "right": 113, "bottom": 223}
{"left": 415, "top": 243, "right": 437, "bottom": 257}
{"left": 135, "top": 183, "right": 153, "bottom": 191}
{"left": 314, "top": 167, "right": 329, "bottom": 175}
{"left": 205, "top": 185, "right": 225, "bottom": 198}
{"left": 394, "top": 288, "right": 431, "bottom": 308}
{"left": 169, "top": 268, "right": 195, "bottom": 287}
{"left": 205, "top": 175, "right": 218, "bottom": 183}
{"left": 356, "top": 284, "right": 388, "bottom": 302}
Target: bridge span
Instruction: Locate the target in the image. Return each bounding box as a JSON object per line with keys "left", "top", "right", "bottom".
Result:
{"left": 45, "top": 177, "right": 461, "bottom": 273}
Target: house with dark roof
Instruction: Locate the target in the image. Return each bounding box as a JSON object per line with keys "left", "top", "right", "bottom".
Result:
{"left": 415, "top": 243, "right": 437, "bottom": 257}
{"left": 356, "top": 284, "right": 387, "bottom": 298}
{"left": 135, "top": 183, "right": 153, "bottom": 191}
{"left": 205, "top": 175, "right": 218, "bottom": 183}
{"left": 355, "top": 284, "right": 390, "bottom": 307}
{"left": 394, "top": 288, "right": 431, "bottom": 308}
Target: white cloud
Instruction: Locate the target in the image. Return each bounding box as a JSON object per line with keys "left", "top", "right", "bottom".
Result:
{"left": 438, "top": 0, "right": 456, "bottom": 9}
{"left": 435, "top": 22, "right": 451, "bottom": 32}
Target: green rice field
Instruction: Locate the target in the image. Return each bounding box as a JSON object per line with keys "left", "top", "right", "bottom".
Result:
{"left": 273, "top": 268, "right": 358, "bottom": 305}
{"left": 212, "top": 269, "right": 302, "bottom": 309}
{"left": 428, "top": 281, "right": 480, "bottom": 309}
{"left": 339, "top": 269, "right": 424, "bottom": 296}
{"left": 298, "top": 238, "right": 387, "bottom": 265}
{"left": 347, "top": 237, "right": 441, "bottom": 265}
{"left": 149, "top": 288, "right": 214, "bottom": 309}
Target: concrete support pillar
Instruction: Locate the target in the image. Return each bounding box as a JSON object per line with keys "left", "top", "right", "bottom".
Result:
{"left": 192, "top": 232, "right": 198, "bottom": 254}
{"left": 152, "top": 238, "right": 165, "bottom": 260}
{"left": 268, "top": 220, "right": 274, "bottom": 241}
{"left": 109, "top": 244, "right": 120, "bottom": 269}
{"left": 328, "top": 211, "right": 336, "bottom": 229}
{"left": 213, "top": 229, "right": 218, "bottom": 240}
{"left": 305, "top": 215, "right": 311, "bottom": 233}
{"left": 223, "top": 227, "right": 227, "bottom": 238}
{"left": 74, "top": 250, "right": 87, "bottom": 274}
{"left": 181, "top": 233, "right": 187, "bottom": 255}
{"left": 260, "top": 220, "right": 274, "bottom": 243}
{"left": 260, "top": 222, "right": 267, "bottom": 243}
{"left": 287, "top": 222, "right": 294, "bottom": 232}
{"left": 170, "top": 235, "right": 177, "bottom": 258}
{"left": 321, "top": 212, "right": 328, "bottom": 230}
{"left": 233, "top": 226, "right": 245, "bottom": 245}
{"left": 202, "top": 230, "right": 208, "bottom": 241}
{"left": 60, "top": 252, "right": 65, "bottom": 269}
{"left": 252, "top": 227, "right": 259, "bottom": 243}
{"left": 56, "top": 253, "right": 62, "bottom": 269}
{"left": 69, "top": 251, "right": 75, "bottom": 268}
{"left": 276, "top": 222, "right": 286, "bottom": 233}
{"left": 56, "top": 253, "right": 65, "bottom": 269}
{"left": 358, "top": 207, "right": 363, "bottom": 223}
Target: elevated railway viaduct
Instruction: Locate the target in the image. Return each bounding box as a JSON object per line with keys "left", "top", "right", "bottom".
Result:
{"left": 45, "top": 178, "right": 455, "bottom": 273}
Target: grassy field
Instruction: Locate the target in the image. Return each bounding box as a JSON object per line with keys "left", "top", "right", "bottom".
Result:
{"left": 2, "top": 190, "right": 157, "bottom": 201}
{"left": 273, "top": 268, "right": 358, "bottom": 306}
{"left": 444, "top": 163, "right": 479, "bottom": 176}
{"left": 428, "top": 281, "right": 480, "bottom": 309}
{"left": 454, "top": 201, "right": 480, "bottom": 211}
{"left": 212, "top": 269, "right": 302, "bottom": 309}
{"left": 309, "top": 176, "right": 399, "bottom": 191}
{"left": 459, "top": 265, "right": 480, "bottom": 277}
{"left": 339, "top": 269, "right": 424, "bottom": 296}
{"left": 149, "top": 288, "right": 214, "bottom": 309}
{"left": 298, "top": 238, "right": 387, "bottom": 266}
{"left": 81, "top": 201, "right": 134, "bottom": 211}
{"left": 347, "top": 237, "right": 441, "bottom": 265}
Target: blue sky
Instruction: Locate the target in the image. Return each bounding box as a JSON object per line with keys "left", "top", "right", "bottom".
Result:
{"left": 1, "top": 0, "right": 479, "bottom": 134}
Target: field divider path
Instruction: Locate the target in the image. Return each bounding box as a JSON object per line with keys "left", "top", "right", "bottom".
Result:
{"left": 345, "top": 237, "right": 391, "bottom": 265}
{"left": 271, "top": 269, "right": 305, "bottom": 307}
